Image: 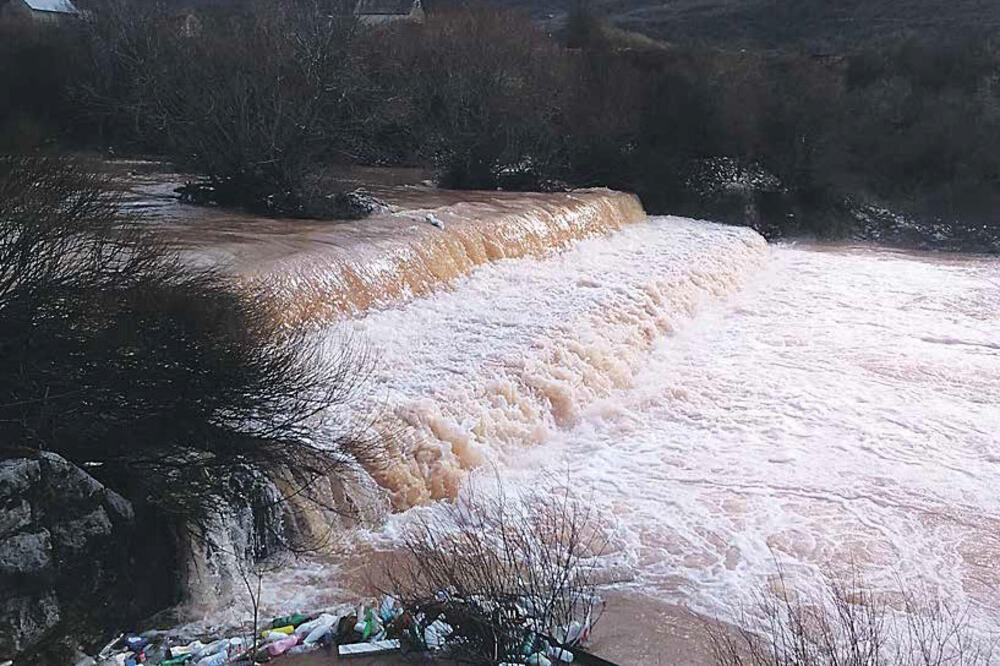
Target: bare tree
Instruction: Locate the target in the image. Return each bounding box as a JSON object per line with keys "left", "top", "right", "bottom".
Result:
{"left": 0, "top": 155, "right": 383, "bottom": 540}
{"left": 387, "top": 474, "right": 613, "bottom": 664}
{"left": 706, "top": 563, "right": 997, "bottom": 666}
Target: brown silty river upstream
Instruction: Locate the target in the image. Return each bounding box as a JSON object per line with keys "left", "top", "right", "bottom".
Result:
{"left": 117, "top": 164, "right": 1000, "bottom": 664}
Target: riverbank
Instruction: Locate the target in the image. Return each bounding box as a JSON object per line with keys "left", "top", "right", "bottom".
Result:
{"left": 218, "top": 592, "right": 721, "bottom": 666}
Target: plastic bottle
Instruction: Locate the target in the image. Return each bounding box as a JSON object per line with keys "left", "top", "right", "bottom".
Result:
{"left": 192, "top": 639, "right": 228, "bottom": 660}
{"left": 260, "top": 625, "right": 294, "bottom": 639}
{"left": 304, "top": 625, "right": 334, "bottom": 646}
{"left": 272, "top": 613, "right": 312, "bottom": 628}
{"left": 379, "top": 596, "right": 398, "bottom": 622}
{"left": 194, "top": 650, "right": 229, "bottom": 666}
{"left": 160, "top": 656, "right": 192, "bottom": 666}
{"left": 362, "top": 608, "right": 375, "bottom": 640}
{"left": 144, "top": 645, "right": 168, "bottom": 664}
{"left": 168, "top": 640, "right": 203, "bottom": 658}
{"left": 526, "top": 653, "right": 553, "bottom": 666}
{"left": 547, "top": 645, "right": 574, "bottom": 663}
{"left": 294, "top": 612, "right": 336, "bottom": 637}
{"left": 266, "top": 635, "right": 301, "bottom": 658}
{"left": 302, "top": 614, "right": 338, "bottom": 645}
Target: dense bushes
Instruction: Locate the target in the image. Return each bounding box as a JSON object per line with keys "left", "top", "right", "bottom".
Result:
{"left": 401, "top": 7, "right": 569, "bottom": 189}
{"left": 0, "top": 156, "right": 373, "bottom": 538}
{"left": 0, "top": 23, "right": 85, "bottom": 151}
{"left": 80, "top": 0, "right": 389, "bottom": 215}
{"left": 2, "top": 1, "right": 998, "bottom": 245}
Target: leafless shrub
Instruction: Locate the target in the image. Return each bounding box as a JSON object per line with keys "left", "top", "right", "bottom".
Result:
{"left": 706, "top": 564, "right": 997, "bottom": 666}
{"left": 387, "top": 474, "right": 613, "bottom": 664}
{"left": 0, "top": 155, "right": 383, "bottom": 541}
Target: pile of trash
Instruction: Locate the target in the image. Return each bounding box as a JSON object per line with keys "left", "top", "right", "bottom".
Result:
{"left": 71, "top": 600, "right": 400, "bottom": 666}
{"left": 70, "top": 594, "right": 597, "bottom": 666}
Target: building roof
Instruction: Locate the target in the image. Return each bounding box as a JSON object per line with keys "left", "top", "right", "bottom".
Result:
{"left": 22, "top": 0, "right": 78, "bottom": 13}
{"left": 354, "top": 0, "right": 415, "bottom": 16}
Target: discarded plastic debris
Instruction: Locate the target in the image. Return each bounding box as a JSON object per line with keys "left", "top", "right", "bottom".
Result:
{"left": 267, "top": 634, "right": 302, "bottom": 657}
{"left": 547, "top": 645, "right": 575, "bottom": 663}
{"left": 378, "top": 595, "right": 398, "bottom": 622}
{"left": 168, "top": 639, "right": 204, "bottom": 657}
{"left": 526, "top": 653, "right": 554, "bottom": 666}
{"left": 191, "top": 638, "right": 229, "bottom": 660}
{"left": 301, "top": 613, "right": 339, "bottom": 645}
{"left": 272, "top": 613, "right": 312, "bottom": 629}
{"left": 194, "top": 650, "right": 228, "bottom": 666}
{"left": 86, "top": 586, "right": 598, "bottom": 666}
{"left": 337, "top": 638, "right": 401, "bottom": 656}
{"left": 423, "top": 618, "right": 454, "bottom": 649}
{"left": 125, "top": 636, "right": 148, "bottom": 653}
{"left": 261, "top": 625, "right": 295, "bottom": 639}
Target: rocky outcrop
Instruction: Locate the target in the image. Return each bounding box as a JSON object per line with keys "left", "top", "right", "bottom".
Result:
{"left": 0, "top": 452, "right": 176, "bottom": 664}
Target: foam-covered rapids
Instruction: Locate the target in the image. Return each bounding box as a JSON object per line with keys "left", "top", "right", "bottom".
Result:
{"left": 336, "top": 226, "right": 1000, "bottom": 639}
{"left": 335, "top": 217, "right": 768, "bottom": 508}
{"left": 483, "top": 241, "right": 1000, "bottom": 634}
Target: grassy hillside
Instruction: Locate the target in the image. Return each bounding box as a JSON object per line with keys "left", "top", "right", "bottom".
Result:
{"left": 496, "top": 0, "right": 1000, "bottom": 49}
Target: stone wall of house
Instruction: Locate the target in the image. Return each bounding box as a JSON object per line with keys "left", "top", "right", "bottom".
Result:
{"left": 0, "top": 452, "right": 175, "bottom": 664}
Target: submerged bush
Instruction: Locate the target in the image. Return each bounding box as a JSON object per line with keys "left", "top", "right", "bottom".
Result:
{"left": 81, "top": 0, "right": 382, "bottom": 217}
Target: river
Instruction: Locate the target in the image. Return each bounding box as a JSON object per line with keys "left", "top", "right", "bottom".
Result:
{"left": 129, "top": 170, "right": 998, "bottom": 662}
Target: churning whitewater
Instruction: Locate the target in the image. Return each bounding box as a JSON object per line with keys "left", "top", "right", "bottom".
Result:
{"left": 332, "top": 217, "right": 999, "bottom": 638}
{"left": 172, "top": 202, "right": 999, "bottom": 652}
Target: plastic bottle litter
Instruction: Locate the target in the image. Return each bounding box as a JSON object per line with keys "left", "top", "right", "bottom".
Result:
{"left": 192, "top": 638, "right": 229, "bottom": 660}
{"left": 293, "top": 612, "right": 336, "bottom": 637}
{"left": 267, "top": 634, "right": 301, "bottom": 658}
{"left": 194, "top": 650, "right": 229, "bottom": 666}
{"left": 263, "top": 630, "right": 291, "bottom": 644}
{"left": 526, "top": 653, "right": 553, "bottom": 666}
{"left": 261, "top": 625, "right": 295, "bottom": 639}
{"left": 272, "top": 613, "right": 312, "bottom": 629}
{"left": 169, "top": 640, "right": 204, "bottom": 658}
{"left": 547, "top": 645, "right": 575, "bottom": 663}
{"left": 379, "top": 596, "right": 398, "bottom": 622}
{"left": 302, "top": 614, "right": 338, "bottom": 645}
{"left": 144, "top": 644, "right": 168, "bottom": 664}
{"left": 286, "top": 643, "right": 320, "bottom": 655}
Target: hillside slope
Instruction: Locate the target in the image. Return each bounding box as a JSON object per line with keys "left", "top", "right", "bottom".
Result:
{"left": 496, "top": 0, "right": 1000, "bottom": 48}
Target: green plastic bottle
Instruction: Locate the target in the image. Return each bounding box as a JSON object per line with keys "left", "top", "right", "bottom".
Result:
{"left": 272, "top": 613, "right": 312, "bottom": 628}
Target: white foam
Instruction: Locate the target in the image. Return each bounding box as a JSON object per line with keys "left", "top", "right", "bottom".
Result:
{"left": 191, "top": 218, "right": 1000, "bottom": 645}
{"left": 336, "top": 217, "right": 767, "bottom": 507}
